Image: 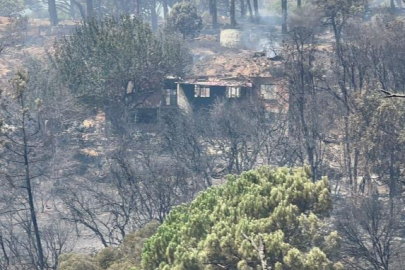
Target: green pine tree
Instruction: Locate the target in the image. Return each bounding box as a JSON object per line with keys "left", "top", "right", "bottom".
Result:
{"left": 142, "top": 167, "right": 342, "bottom": 270}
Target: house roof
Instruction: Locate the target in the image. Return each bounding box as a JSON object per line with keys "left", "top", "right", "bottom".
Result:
{"left": 180, "top": 77, "right": 253, "bottom": 87}
{"left": 188, "top": 41, "right": 280, "bottom": 78}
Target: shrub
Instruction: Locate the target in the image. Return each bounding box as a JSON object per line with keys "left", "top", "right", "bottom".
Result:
{"left": 166, "top": 2, "right": 203, "bottom": 39}
{"left": 58, "top": 254, "right": 101, "bottom": 270}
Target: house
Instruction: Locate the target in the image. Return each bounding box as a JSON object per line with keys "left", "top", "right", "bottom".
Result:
{"left": 134, "top": 40, "right": 288, "bottom": 123}
{"left": 174, "top": 75, "right": 288, "bottom": 117}
{"left": 176, "top": 76, "right": 253, "bottom": 112}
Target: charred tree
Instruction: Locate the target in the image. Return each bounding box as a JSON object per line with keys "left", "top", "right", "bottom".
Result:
{"left": 282, "top": 0, "right": 287, "bottom": 33}
{"left": 247, "top": 0, "right": 253, "bottom": 21}
{"left": 151, "top": 0, "right": 158, "bottom": 30}
{"left": 134, "top": 0, "right": 141, "bottom": 16}
{"left": 253, "top": 0, "right": 259, "bottom": 22}
{"left": 338, "top": 195, "right": 403, "bottom": 270}
{"left": 86, "top": 0, "right": 94, "bottom": 17}
{"left": 48, "top": 0, "right": 59, "bottom": 26}
{"left": 230, "top": 0, "right": 237, "bottom": 28}
{"left": 0, "top": 72, "right": 47, "bottom": 270}
{"left": 69, "top": 0, "right": 76, "bottom": 18}
{"left": 240, "top": 0, "right": 246, "bottom": 17}
{"left": 163, "top": 0, "right": 169, "bottom": 20}
{"left": 71, "top": 0, "right": 87, "bottom": 19}
{"left": 71, "top": 0, "right": 94, "bottom": 19}
{"left": 210, "top": 0, "right": 218, "bottom": 28}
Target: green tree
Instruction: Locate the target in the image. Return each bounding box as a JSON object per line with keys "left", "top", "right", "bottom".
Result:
{"left": 53, "top": 16, "right": 190, "bottom": 132}
{"left": 167, "top": 2, "right": 203, "bottom": 39}
{"left": 142, "top": 167, "right": 342, "bottom": 270}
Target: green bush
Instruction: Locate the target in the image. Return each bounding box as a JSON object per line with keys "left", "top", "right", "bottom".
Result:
{"left": 96, "top": 248, "right": 120, "bottom": 269}
{"left": 58, "top": 254, "right": 101, "bottom": 270}
{"left": 58, "top": 222, "right": 159, "bottom": 270}
{"left": 142, "top": 167, "right": 341, "bottom": 270}
{"left": 107, "top": 221, "right": 160, "bottom": 269}
{"left": 166, "top": 2, "right": 203, "bottom": 39}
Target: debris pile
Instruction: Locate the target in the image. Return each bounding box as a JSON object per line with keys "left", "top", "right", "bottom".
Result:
{"left": 190, "top": 47, "right": 278, "bottom": 77}
{"left": 220, "top": 29, "right": 243, "bottom": 48}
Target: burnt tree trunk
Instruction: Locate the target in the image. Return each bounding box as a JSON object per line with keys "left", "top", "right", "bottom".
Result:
{"left": 69, "top": 0, "right": 76, "bottom": 18}
{"left": 210, "top": 0, "right": 218, "bottom": 28}
{"left": 72, "top": 0, "right": 87, "bottom": 19}
{"left": 86, "top": 0, "right": 94, "bottom": 17}
{"left": 151, "top": 0, "right": 158, "bottom": 30}
{"left": 20, "top": 96, "right": 45, "bottom": 270}
{"left": 247, "top": 0, "right": 253, "bottom": 21}
{"left": 240, "top": 0, "right": 246, "bottom": 17}
{"left": 230, "top": 0, "right": 237, "bottom": 28}
{"left": 297, "top": 0, "right": 301, "bottom": 8}
{"left": 331, "top": 16, "right": 342, "bottom": 58}
{"left": 134, "top": 0, "right": 141, "bottom": 16}
{"left": 282, "top": 0, "right": 287, "bottom": 34}
{"left": 253, "top": 0, "right": 259, "bottom": 22}
{"left": 0, "top": 235, "right": 9, "bottom": 267}
{"left": 48, "top": 0, "right": 59, "bottom": 26}
{"left": 163, "top": 0, "right": 169, "bottom": 20}
{"left": 388, "top": 152, "right": 399, "bottom": 217}
{"left": 97, "top": 0, "right": 101, "bottom": 19}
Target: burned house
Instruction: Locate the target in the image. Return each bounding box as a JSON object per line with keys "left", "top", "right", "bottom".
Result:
{"left": 176, "top": 46, "right": 288, "bottom": 115}
{"left": 134, "top": 42, "right": 288, "bottom": 123}
{"left": 134, "top": 76, "right": 287, "bottom": 124}
{"left": 176, "top": 77, "right": 253, "bottom": 112}
{"left": 175, "top": 76, "right": 287, "bottom": 116}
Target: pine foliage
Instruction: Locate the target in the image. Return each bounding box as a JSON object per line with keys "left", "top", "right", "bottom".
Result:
{"left": 142, "top": 167, "right": 342, "bottom": 270}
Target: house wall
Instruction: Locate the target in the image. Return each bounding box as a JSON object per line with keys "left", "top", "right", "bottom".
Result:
{"left": 251, "top": 77, "right": 274, "bottom": 98}
{"left": 250, "top": 77, "right": 289, "bottom": 114}
{"left": 177, "top": 84, "right": 193, "bottom": 114}
{"left": 179, "top": 84, "right": 227, "bottom": 110}
{"left": 177, "top": 82, "right": 258, "bottom": 111}
{"left": 273, "top": 84, "right": 289, "bottom": 113}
